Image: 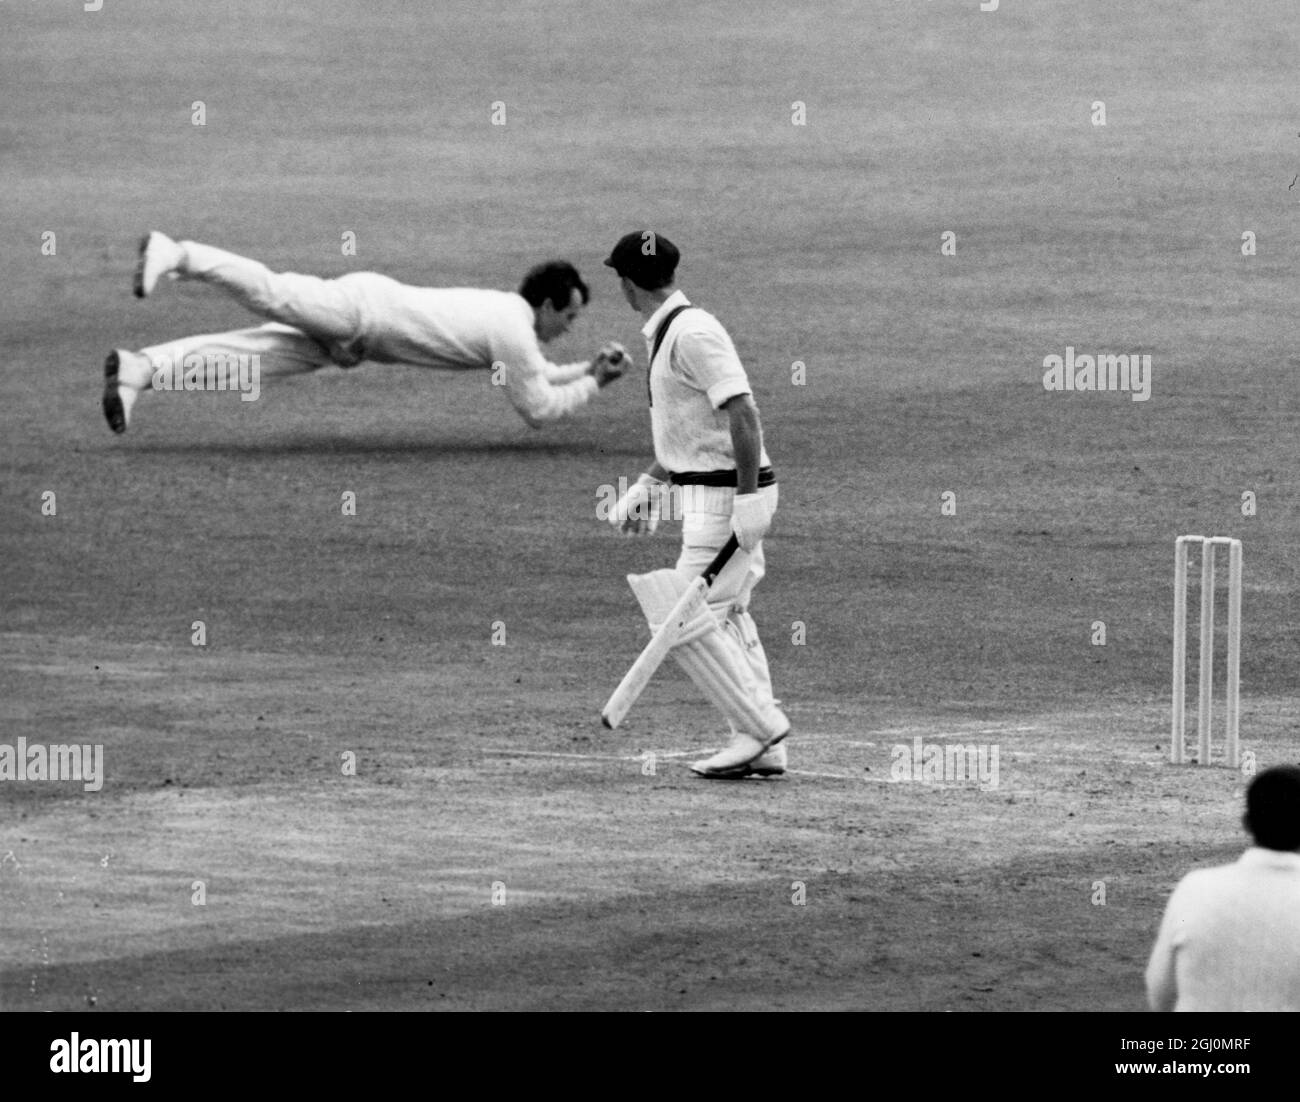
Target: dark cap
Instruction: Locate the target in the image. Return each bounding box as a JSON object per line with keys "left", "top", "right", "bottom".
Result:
{"left": 604, "top": 231, "right": 680, "bottom": 290}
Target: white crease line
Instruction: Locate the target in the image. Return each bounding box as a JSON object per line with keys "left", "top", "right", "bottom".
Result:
{"left": 791, "top": 770, "right": 1003, "bottom": 788}
{"left": 787, "top": 730, "right": 1045, "bottom": 748}
{"left": 787, "top": 769, "right": 862, "bottom": 780}
{"left": 480, "top": 750, "right": 1060, "bottom": 782}
{"left": 482, "top": 750, "right": 632, "bottom": 761}
{"left": 482, "top": 751, "right": 860, "bottom": 777}
{"left": 481, "top": 749, "right": 697, "bottom": 762}
{"left": 867, "top": 726, "right": 1044, "bottom": 737}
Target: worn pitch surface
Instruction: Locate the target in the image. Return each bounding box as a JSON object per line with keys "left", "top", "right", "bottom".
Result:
{"left": 2, "top": 0, "right": 1298, "bottom": 1012}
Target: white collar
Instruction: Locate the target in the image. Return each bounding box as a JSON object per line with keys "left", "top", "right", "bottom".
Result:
{"left": 1239, "top": 846, "right": 1300, "bottom": 869}
{"left": 640, "top": 290, "right": 691, "bottom": 340}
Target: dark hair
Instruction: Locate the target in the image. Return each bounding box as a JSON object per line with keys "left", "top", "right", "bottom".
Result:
{"left": 1244, "top": 765, "right": 1300, "bottom": 851}
{"left": 519, "top": 261, "right": 589, "bottom": 311}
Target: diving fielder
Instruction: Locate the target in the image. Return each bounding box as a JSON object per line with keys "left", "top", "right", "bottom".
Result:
{"left": 102, "top": 232, "right": 628, "bottom": 434}
{"left": 605, "top": 231, "right": 790, "bottom": 778}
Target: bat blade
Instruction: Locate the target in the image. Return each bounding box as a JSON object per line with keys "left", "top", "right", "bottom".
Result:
{"left": 600, "top": 534, "right": 740, "bottom": 730}
{"left": 600, "top": 578, "right": 708, "bottom": 729}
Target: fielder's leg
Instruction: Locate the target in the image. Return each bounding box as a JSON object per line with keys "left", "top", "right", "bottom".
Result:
{"left": 134, "top": 231, "right": 366, "bottom": 344}
{"left": 102, "top": 323, "right": 331, "bottom": 434}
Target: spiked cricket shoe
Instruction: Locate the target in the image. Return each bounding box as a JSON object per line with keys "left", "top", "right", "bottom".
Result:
{"left": 133, "top": 231, "right": 184, "bottom": 298}
{"left": 102, "top": 350, "right": 142, "bottom": 434}
{"left": 745, "top": 740, "right": 787, "bottom": 777}
{"left": 690, "top": 731, "right": 779, "bottom": 779}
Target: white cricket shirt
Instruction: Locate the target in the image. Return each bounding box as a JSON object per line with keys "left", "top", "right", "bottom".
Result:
{"left": 350, "top": 276, "right": 597, "bottom": 426}
{"left": 641, "top": 290, "right": 771, "bottom": 474}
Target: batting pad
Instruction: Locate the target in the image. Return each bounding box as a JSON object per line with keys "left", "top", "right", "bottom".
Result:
{"left": 671, "top": 627, "right": 789, "bottom": 743}
{"left": 627, "top": 568, "right": 788, "bottom": 742}
{"left": 626, "top": 568, "right": 715, "bottom": 646}
{"left": 721, "top": 607, "right": 779, "bottom": 710}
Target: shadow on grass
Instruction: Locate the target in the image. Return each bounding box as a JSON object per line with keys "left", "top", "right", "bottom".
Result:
{"left": 123, "top": 436, "right": 645, "bottom": 459}
{"left": 0, "top": 862, "right": 1151, "bottom": 1012}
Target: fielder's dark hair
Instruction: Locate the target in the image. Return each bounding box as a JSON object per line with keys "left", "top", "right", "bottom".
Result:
{"left": 519, "top": 261, "right": 589, "bottom": 311}
{"left": 1243, "top": 765, "right": 1300, "bottom": 851}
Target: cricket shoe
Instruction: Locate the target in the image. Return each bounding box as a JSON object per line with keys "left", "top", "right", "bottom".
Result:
{"left": 102, "top": 350, "right": 144, "bottom": 434}
{"left": 746, "top": 740, "right": 787, "bottom": 777}
{"left": 133, "top": 231, "right": 185, "bottom": 298}
{"left": 690, "top": 730, "right": 787, "bottom": 779}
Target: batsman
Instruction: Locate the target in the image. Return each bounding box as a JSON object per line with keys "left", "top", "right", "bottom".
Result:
{"left": 603, "top": 231, "right": 790, "bottom": 778}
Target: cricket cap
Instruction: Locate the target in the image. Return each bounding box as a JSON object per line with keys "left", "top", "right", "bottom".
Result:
{"left": 604, "top": 231, "right": 680, "bottom": 289}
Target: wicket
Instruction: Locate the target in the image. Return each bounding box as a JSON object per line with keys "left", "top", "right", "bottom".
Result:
{"left": 1171, "top": 535, "right": 1242, "bottom": 766}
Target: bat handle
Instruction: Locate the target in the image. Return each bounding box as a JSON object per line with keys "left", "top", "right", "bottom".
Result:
{"left": 702, "top": 534, "right": 740, "bottom": 587}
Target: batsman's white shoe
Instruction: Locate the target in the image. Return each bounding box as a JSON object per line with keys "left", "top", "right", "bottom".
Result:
{"left": 690, "top": 730, "right": 785, "bottom": 779}
{"left": 133, "top": 231, "right": 184, "bottom": 298}
{"left": 746, "top": 741, "right": 787, "bottom": 777}
{"left": 102, "top": 350, "right": 143, "bottom": 434}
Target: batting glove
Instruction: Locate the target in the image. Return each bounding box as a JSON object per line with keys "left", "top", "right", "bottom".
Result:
{"left": 731, "top": 492, "right": 773, "bottom": 552}
{"left": 610, "top": 473, "right": 664, "bottom": 536}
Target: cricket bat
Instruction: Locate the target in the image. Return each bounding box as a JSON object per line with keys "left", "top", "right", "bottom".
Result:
{"left": 600, "top": 535, "right": 739, "bottom": 729}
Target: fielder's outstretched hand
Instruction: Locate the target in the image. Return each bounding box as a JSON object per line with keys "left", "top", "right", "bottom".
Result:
{"left": 590, "top": 343, "right": 629, "bottom": 387}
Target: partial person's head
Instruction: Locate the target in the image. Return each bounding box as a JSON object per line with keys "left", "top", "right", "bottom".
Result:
{"left": 520, "top": 261, "right": 589, "bottom": 342}
{"left": 604, "top": 231, "right": 680, "bottom": 309}
{"left": 1243, "top": 765, "right": 1300, "bottom": 851}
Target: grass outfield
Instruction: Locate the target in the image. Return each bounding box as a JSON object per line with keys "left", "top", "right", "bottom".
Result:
{"left": 2, "top": 0, "right": 1299, "bottom": 1018}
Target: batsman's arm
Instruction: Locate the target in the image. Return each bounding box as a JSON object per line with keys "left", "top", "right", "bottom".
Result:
{"left": 723, "top": 393, "right": 763, "bottom": 495}
{"left": 724, "top": 394, "right": 772, "bottom": 551}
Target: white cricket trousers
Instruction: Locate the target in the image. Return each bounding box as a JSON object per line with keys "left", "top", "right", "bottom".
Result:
{"left": 133, "top": 241, "right": 375, "bottom": 382}
{"left": 674, "top": 482, "right": 782, "bottom": 726}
